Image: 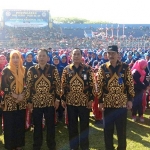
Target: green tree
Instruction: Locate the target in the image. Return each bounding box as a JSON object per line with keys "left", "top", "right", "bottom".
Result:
{"left": 52, "top": 17, "right": 111, "bottom": 24}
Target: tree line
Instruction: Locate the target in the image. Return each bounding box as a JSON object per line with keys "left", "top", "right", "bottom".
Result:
{"left": 52, "top": 17, "right": 111, "bottom": 24}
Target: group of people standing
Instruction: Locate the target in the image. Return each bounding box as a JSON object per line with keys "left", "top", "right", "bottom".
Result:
{"left": 0, "top": 45, "right": 149, "bottom": 150}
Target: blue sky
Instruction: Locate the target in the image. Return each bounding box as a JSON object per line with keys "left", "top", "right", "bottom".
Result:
{"left": 0, "top": 0, "right": 149, "bottom": 24}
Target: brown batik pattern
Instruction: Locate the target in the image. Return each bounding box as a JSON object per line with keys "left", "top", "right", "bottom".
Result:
{"left": 32, "top": 74, "right": 54, "bottom": 108}
{"left": 97, "top": 64, "right": 135, "bottom": 108}
{"left": 1, "top": 69, "right": 26, "bottom": 111}
{"left": 66, "top": 73, "right": 89, "bottom": 106}
{"left": 103, "top": 73, "right": 128, "bottom": 108}
{"left": 25, "top": 65, "right": 61, "bottom": 108}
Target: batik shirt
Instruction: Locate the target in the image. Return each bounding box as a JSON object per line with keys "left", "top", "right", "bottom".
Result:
{"left": 97, "top": 61, "right": 135, "bottom": 108}
{"left": 1, "top": 67, "right": 26, "bottom": 111}
{"left": 61, "top": 63, "right": 95, "bottom": 106}
{"left": 25, "top": 64, "right": 61, "bottom": 108}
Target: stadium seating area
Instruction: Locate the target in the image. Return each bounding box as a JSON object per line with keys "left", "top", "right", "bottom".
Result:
{"left": 0, "top": 23, "right": 150, "bottom": 49}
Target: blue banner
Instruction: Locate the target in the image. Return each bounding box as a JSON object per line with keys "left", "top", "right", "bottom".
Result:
{"left": 3, "top": 9, "right": 49, "bottom": 27}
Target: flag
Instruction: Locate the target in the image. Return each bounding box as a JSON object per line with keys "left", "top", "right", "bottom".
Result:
{"left": 91, "top": 30, "right": 98, "bottom": 37}
{"left": 84, "top": 30, "right": 88, "bottom": 38}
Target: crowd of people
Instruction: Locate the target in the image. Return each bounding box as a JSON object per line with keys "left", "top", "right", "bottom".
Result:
{"left": 0, "top": 24, "right": 150, "bottom": 49}
{"left": 0, "top": 23, "right": 150, "bottom": 150}
{"left": 0, "top": 43, "right": 149, "bottom": 150}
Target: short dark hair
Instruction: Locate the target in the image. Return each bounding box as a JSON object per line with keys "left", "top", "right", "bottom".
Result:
{"left": 72, "top": 48, "right": 82, "bottom": 55}
{"left": 37, "top": 48, "right": 48, "bottom": 56}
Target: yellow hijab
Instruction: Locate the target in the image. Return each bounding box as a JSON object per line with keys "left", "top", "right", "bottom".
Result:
{"left": 8, "top": 50, "right": 25, "bottom": 94}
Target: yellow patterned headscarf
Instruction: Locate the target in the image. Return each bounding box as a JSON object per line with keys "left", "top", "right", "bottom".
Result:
{"left": 8, "top": 50, "right": 25, "bottom": 94}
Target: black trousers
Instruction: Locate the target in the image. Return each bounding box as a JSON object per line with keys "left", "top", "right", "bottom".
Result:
{"left": 132, "top": 92, "right": 143, "bottom": 117}
{"left": 32, "top": 107, "right": 56, "bottom": 150}
{"left": 67, "top": 105, "right": 90, "bottom": 150}
{"left": 3, "top": 109, "right": 26, "bottom": 150}
{"left": 104, "top": 108, "right": 127, "bottom": 150}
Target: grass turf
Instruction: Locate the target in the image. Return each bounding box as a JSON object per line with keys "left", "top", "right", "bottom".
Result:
{"left": 0, "top": 110, "right": 150, "bottom": 150}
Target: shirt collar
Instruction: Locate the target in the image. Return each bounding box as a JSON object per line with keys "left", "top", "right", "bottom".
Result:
{"left": 36, "top": 63, "right": 49, "bottom": 70}
{"left": 106, "top": 60, "right": 121, "bottom": 68}
{"left": 70, "top": 63, "right": 84, "bottom": 70}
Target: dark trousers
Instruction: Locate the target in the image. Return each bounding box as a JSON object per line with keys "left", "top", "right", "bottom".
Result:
{"left": 32, "top": 107, "right": 56, "bottom": 150}
{"left": 3, "top": 109, "right": 26, "bottom": 150}
{"left": 104, "top": 108, "right": 127, "bottom": 150}
{"left": 67, "top": 105, "right": 90, "bottom": 150}
{"left": 132, "top": 92, "right": 143, "bottom": 117}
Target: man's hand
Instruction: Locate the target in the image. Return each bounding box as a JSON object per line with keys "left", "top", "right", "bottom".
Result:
{"left": 61, "top": 100, "right": 66, "bottom": 108}
{"left": 28, "top": 103, "right": 33, "bottom": 113}
{"left": 87, "top": 100, "right": 93, "bottom": 109}
{"left": 98, "top": 103, "right": 104, "bottom": 111}
{"left": 54, "top": 100, "right": 60, "bottom": 110}
{"left": 126, "top": 101, "right": 132, "bottom": 110}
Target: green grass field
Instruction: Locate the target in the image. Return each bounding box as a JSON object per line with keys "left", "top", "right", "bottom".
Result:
{"left": 0, "top": 110, "right": 150, "bottom": 150}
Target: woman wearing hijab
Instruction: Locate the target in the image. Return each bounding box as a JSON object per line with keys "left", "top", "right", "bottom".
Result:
{"left": 125, "top": 52, "right": 133, "bottom": 64}
{"left": 60, "top": 54, "right": 68, "bottom": 68}
{"left": 99, "top": 51, "right": 109, "bottom": 65}
{"left": 0, "top": 55, "right": 7, "bottom": 73}
{"left": 0, "top": 55, "right": 8, "bottom": 117}
{"left": 53, "top": 55, "right": 64, "bottom": 77}
{"left": 92, "top": 65, "right": 102, "bottom": 124}
{"left": 88, "top": 52, "right": 97, "bottom": 67}
{"left": 131, "top": 59, "right": 149, "bottom": 122}
{"left": 52, "top": 56, "right": 64, "bottom": 122}
{"left": 23, "top": 51, "right": 36, "bottom": 130}
{"left": 24, "top": 51, "right": 36, "bottom": 71}
{"left": 1, "top": 50, "right": 26, "bottom": 150}
{"left": 85, "top": 51, "right": 92, "bottom": 64}
{"left": 97, "top": 51, "right": 103, "bottom": 62}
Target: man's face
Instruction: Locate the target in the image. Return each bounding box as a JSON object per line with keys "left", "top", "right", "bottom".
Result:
{"left": 107, "top": 52, "right": 118, "bottom": 63}
{"left": 72, "top": 49, "right": 82, "bottom": 64}
{"left": 37, "top": 50, "right": 48, "bottom": 66}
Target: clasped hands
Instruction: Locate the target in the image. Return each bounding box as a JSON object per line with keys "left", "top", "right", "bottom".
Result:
{"left": 11, "top": 92, "right": 25, "bottom": 103}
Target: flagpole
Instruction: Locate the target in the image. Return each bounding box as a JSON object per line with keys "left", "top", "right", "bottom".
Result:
{"left": 117, "top": 24, "right": 119, "bottom": 40}
{"left": 106, "top": 24, "right": 107, "bottom": 38}
{"left": 111, "top": 24, "right": 113, "bottom": 38}
{"left": 123, "top": 24, "right": 125, "bottom": 36}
